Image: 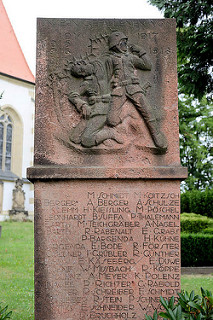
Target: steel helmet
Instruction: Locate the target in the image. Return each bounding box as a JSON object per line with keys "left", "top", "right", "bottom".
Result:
{"left": 108, "top": 31, "right": 128, "bottom": 49}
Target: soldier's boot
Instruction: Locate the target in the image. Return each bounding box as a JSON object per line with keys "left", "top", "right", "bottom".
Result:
{"left": 146, "top": 119, "right": 168, "bottom": 152}
{"left": 95, "top": 128, "right": 124, "bottom": 145}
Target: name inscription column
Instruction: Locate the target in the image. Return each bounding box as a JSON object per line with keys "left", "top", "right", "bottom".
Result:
{"left": 35, "top": 180, "right": 180, "bottom": 319}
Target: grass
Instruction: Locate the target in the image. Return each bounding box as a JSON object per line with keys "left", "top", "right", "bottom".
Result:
{"left": 0, "top": 221, "right": 34, "bottom": 320}
{"left": 0, "top": 222, "right": 212, "bottom": 319}
{"left": 181, "top": 274, "right": 213, "bottom": 293}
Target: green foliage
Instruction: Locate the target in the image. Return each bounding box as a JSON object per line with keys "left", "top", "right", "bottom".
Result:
{"left": 180, "top": 213, "right": 213, "bottom": 233}
{"left": 145, "top": 288, "right": 213, "bottom": 320}
{"left": 181, "top": 213, "right": 213, "bottom": 232}
{"left": 181, "top": 233, "right": 213, "bottom": 266}
{"left": 179, "top": 97, "right": 213, "bottom": 190}
{"left": 149, "top": 0, "right": 213, "bottom": 190}
{"left": 177, "top": 289, "right": 213, "bottom": 320}
{"left": 181, "top": 189, "right": 213, "bottom": 217}
{"left": 157, "top": 296, "right": 182, "bottom": 320}
{"left": 180, "top": 212, "right": 213, "bottom": 265}
{"left": 0, "top": 302, "right": 12, "bottom": 319}
{"left": 202, "top": 227, "right": 213, "bottom": 235}
{"left": 149, "top": 0, "right": 213, "bottom": 99}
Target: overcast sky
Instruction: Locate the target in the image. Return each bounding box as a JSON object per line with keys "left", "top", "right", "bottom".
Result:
{"left": 3, "top": 0, "right": 163, "bottom": 75}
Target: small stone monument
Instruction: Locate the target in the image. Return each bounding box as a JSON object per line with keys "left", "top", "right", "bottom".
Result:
{"left": 9, "top": 178, "right": 28, "bottom": 220}
{"left": 28, "top": 19, "right": 187, "bottom": 320}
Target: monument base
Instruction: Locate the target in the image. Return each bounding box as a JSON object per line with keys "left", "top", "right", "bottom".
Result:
{"left": 28, "top": 166, "right": 187, "bottom": 320}
{"left": 9, "top": 210, "right": 28, "bottom": 221}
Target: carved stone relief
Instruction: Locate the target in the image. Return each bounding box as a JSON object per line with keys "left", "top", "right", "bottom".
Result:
{"left": 48, "top": 30, "right": 168, "bottom": 154}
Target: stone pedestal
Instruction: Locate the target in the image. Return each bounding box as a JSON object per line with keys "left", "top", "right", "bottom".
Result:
{"left": 9, "top": 178, "right": 28, "bottom": 220}
{"left": 28, "top": 19, "right": 187, "bottom": 320}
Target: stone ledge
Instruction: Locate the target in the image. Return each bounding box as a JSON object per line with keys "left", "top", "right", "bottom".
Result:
{"left": 27, "top": 165, "right": 188, "bottom": 181}
{"left": 181, "top": 267, "right": 213, "bottom": 275}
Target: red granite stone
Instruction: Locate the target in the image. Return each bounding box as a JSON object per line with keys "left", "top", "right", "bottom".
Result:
{"left": 34, "top": 18, "right": 180, "bottom": 168}
{"left": 34, "top": 180, "right": 181, "bottom": 320}
{"left": 29, "top": 18, "right": 187, "bottom": 320}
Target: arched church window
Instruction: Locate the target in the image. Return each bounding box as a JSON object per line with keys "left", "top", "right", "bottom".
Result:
{"left": 0, "top": 114, "right": 13, "bottom": 171}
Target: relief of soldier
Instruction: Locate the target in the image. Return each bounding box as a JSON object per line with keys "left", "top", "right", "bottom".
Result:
{"left": 69, "top": 58, "right": 123, "bottom": 147}
{"left": 105, "top": 31, "right": 167, "bottom": 151}
{"left": 68, "top": 31, "right": 167, "bottom": 152}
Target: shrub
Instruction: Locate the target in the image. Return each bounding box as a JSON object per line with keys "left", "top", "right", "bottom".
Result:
{"left": 145, "top": 288, "right": 213, "bottom": 320}
{"left": 0, "top": 302, "right": 12, "bottom": 319}
{"left": 181, "top": 233, "right": 213, "bottom": 266}
{"left": 181, "top": 192, "right": 191, "bottom": 213}
{"left": 202, "top": 227, "right": 213, "bottom": 234}
{"left": 181, "top": 189, "right": 213, "bottom": 217}
{"left": 181, "top": 213, "right": 213, "bottom": 233}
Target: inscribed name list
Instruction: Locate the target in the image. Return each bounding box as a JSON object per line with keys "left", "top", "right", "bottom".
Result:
{"left": 35, "top": 180, "right": 181, "bottom": 320}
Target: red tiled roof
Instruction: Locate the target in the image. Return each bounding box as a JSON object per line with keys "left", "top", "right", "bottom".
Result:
{"left": 0, "top": 0, "right": 35, "bottom": 83}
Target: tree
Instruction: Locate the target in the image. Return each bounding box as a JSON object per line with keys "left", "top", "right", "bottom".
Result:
{"left": 149, "top": 0, "right": 213, "bottom": 100}
{"left": 149, "top": 0, "right": 213, "bottom": 190}
{"left": 179, "top": 95, "right": 213, "bottom": 190}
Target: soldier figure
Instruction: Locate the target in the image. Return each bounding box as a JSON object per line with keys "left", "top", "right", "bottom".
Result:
{"left": 69, "top": 58, "right": 123, "bottom": 147}
{"left": 105, "top": 31, "right": 167, "bottom": 151}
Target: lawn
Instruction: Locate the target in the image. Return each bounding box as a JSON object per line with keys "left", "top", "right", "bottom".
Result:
{"left": 0, "top": 222, "right": 34, "bottom": 320}
{"left": 0, "top": 222, "right": 212, "bottom": 319}
{"left": 181, "top": 274, "right": 213, "bottom": 293}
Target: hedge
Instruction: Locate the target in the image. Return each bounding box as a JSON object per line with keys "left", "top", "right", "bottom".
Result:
{"left": 180, "top": 213, "right": 213, "bottom": 233}
{"left": 181, "top": 233, "right": 213, "bottom": 267}
{"left": 181, "top": 189, "right": 213, "bottom": 217}
{"left": 202, "top": 227, "right": 213, "bottom": 234}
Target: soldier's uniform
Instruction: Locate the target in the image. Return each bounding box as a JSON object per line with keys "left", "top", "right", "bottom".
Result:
{"left": 69, "top": 59, "right": 122, "bottom": 147}
{"left": 105, "top": 31, "right": 167, "bottom": 151}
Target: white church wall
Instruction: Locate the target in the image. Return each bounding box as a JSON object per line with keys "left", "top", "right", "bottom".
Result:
{"left": 1, "top": 180, "right": 13, "bottom": 220}
{"left": 23, "top": 182, "right": 34, "bottom": 218}
{"left": 0, "top": 74, "right": 35, "bottom": 219}
{"left": 0, "top": 75, "right": 34, "bottom": 175}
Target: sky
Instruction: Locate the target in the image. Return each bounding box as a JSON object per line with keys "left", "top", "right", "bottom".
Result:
{"left": 3, "top": 0, "right": 163, "bottom": 76}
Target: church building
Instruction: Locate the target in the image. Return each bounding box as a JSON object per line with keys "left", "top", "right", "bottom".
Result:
{"left": 0, "top": 0, "right": 35, "bottom": 220}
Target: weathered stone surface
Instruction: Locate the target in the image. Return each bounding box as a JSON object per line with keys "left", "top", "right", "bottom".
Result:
{"left": 29, "top": 18, "right": 187, "bottom": 320}
{"left": 35, "top": 180, "right": 181, "bottom": 320}
{"left": 35, "top": 18, "right": 180, "bottom": 167}
{"left": 28, "top": 165, "right": 187, "bottom": 180}
{"left": 9, "top": 178, "right": 28, "bottom": 219}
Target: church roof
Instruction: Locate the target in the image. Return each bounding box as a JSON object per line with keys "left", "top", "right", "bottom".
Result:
{"left": 0, "top": 0, "right": 35, "bottom": 83}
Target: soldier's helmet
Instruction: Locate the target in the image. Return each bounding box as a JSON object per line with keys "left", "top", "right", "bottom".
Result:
{"left": 108, "top": 31, "right": 128, "bottom": 49}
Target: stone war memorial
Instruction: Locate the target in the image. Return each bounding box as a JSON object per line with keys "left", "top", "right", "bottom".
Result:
{"left": 27, "top": 18, "right": 188, "bottom": 320}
